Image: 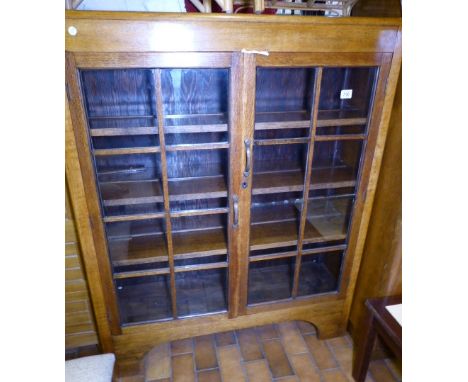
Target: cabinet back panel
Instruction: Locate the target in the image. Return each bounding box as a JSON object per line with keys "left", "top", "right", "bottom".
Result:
{"left": 161, "top": 69, "right": 229, "bottom": 118}
{"left": 253, "top": 144, "right": 308, "bottom": 173}
{"left": 255, "top": 68, "right": 315, "bottom": 114}
{"left": 319, "top": 67, "right": 377, "bottom": 118}
{"left": 166, "top": 150, "right": 228, "bottom": 179}
{"left": 81, "top": 69, "right": 156, "bottom": 121}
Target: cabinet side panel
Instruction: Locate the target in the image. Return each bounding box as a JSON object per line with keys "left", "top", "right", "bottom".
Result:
{"left": 340, "top": 30, "right": 402, "bottom": 323}
{"left": 348, "top": 72, "right": 402, "bottom": 334}
{"left": 66, "top": 92, "right": 114, "bottom": 351}
{"left": 66, "top": 52, "right": 122, "bottom": 337}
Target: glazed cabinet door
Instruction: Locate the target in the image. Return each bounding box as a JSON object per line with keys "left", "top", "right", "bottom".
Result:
{"left": 244, "top": 58, "right": 382, "bottom": 308}
{"left": 70, "top": 56, "right": 235, "bottom": 325}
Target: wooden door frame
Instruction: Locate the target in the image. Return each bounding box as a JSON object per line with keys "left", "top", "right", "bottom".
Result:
{"left": 66, "top": 50, "right": 241, "bottom": 335}
{"left": 231, "top": 51, "right": 401, "bottom": 317}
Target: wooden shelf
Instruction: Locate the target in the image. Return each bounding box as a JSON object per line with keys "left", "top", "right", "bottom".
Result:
{"left": 110, "top": 234, "right": 169, "bottom": 266}
{"left": 100, "top": 167, "right": 354, "bottom": 223}
{"left": 253, "top": 169, "right": 305, "bottom": 195}
{"left": 166, "top": 142, "right": 229, "bottom": 151}
{"left": 113, "top": 261, "right": 228, "bottom": 280}
{"left": 94, "top": 146, "right": 161, "bottom": 156}
{"left": 110, "top": 199, "right": 345, "bottom": 266}
{"left": 251, "top": 204, "right": 299, "bottom": 226}
{"left": 88, "top": 112, "right": 366, "bottom": 138}
{"left": 100, "top": 175, "right": 227, "bottom": 207}
{"left": 103, "top": 212, "right": 165, "bottom": 223}
{"left": 90, "top": 124, "right": 228, "bottom": 137}
{"left": 101, "top": 180, "right": 164, "bottom": 207}
{"left": 169, "top": 175, "right": 227, "bottom": 201}
{"left": 88, "top": 115, "right": 155, "bottom": 120}
{"left": 110, "top": 227, "right": 228, "bottom": 268}
{"left": 250, "top": 196, "right": 349, "bottom": 252}
{"left": 252, "top": 167, "right": 356, "bottom": 195}
{"left": 250, "top": 218, "right": 347, "bottom": 251}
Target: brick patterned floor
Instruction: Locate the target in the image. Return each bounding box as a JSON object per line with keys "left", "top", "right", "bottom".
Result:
{"left": 118, "top": 320, "right": 401, "bottom": 382}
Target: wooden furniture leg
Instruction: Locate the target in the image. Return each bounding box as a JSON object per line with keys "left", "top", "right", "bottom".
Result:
{"left": 352, "top": 308, "right": 377, "bottom": 382}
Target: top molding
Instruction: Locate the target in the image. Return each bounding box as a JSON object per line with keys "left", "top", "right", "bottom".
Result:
{"left": 65, "top": 11, "right": 401, "bottom": 54}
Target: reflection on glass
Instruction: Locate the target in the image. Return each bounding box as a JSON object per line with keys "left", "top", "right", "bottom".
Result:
{"left": 297, "top": 251, "right": 343, "bottom": 297}
{"left": 319, "top": 67, "right": 377, "bottom": 120}
{"left": 106, "top": 218, "right": 168, "bottom": 266}
{"left": 176, "top": 269, "right": 228, "bottom": 317}
{"left": 161, "top": 69, "right": 229, "bottom": 145}
{"left": 116, "top": 275, "right": 172, "bottom": 324}
{"left": 248, "top": 258, "right": 295, "bottom": 304}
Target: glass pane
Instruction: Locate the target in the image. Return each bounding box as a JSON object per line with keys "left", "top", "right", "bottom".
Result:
{"left": 95, "top": 153, "right": 162, "bottom": 183}
{"left": 96, "top": 153, "right": 164, "bottom": 216}
{"left": 297, "top": 251, "right": 343, "bottom": 296}
{"left": 167, "top": 149, "right": 228, "bottom": 201}
{"left": 316, "top": 124, "right": 366, "bottom": 136}
{"left": 171, "top": 214, "right": 228, "bottom": 259}
{"left": 174, "top": 255, "right": 226, "bottom": 268}
{"left": 176, "top": 269, "right": 228, "bottom": 317}
{"left": 303, "top": 191, "right": 355, "bottom": 244}
{"left": 250, "top": 192, "right": 302, "bottom": 251}
{"left": 252, "top": 143, "right": 308, "bottom": 188}
{"left": 106, "top": 218, "right": 168, "bottom": 266}
{"left": 248, "top": 258, "right": 295, "bottom": 305}
{"left": 92, "top": 135, "right": 159, "bottom": 150}
{"left": 311, "top": 140, "right": 363, "bottom": 189}
{"left": 250, "top": 246, "right": 297, "bottom": 260}
{"left": 81, "top": 69, "right": 156, "bottom": 127}
{"left": 116, "top": 275, "right": 172, "bottom": 324}
{"left": 319, "top": 67, "right": 377, "bottom": 120}
{"left": 161, "top": 69, "right": 229, "bottom": 145}
{"left": 255, "top": 68, "right": 315, "bottom": 140}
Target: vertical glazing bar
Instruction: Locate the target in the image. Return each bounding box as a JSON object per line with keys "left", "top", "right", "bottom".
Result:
{"left": 292, "top": 67, "right": 323, "bottom": 298}
{"left": 154, "top": 69, "right": 178, "bottom": 318}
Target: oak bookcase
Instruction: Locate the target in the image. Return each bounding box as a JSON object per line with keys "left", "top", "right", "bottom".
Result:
{"left": 65, "top": 11, "right": 401, "bottom": 364}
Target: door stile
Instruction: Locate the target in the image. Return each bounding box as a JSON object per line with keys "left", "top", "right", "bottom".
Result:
{"left": 228, "top": 52, "right": 257, "bottom": 317}
{"left": 153, "top": 69, "right": 178, "bottom": 319}
{"left": 65, "top": 52, "right": 122, "bottom": 336}
{"left": 291, "top": 68, "right": 323, "bottom": 298}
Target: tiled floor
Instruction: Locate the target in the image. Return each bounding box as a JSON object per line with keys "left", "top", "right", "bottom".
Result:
{"left": 120, "top": 320, "right": 401, "bottom": 382}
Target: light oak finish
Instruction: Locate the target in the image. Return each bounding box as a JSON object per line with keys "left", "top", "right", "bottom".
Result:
{"left": 65, "top": 12, "right": 399, "bottom": 53}
{"left": 349, "top": 73, "right": 402, "bottom": 349}
{"left": 65, "top": 12, "right": 401, "bottom": 366}
{"left": 228, "top": 52, "right": 257, "bottom": 317}
{"left": 66, "top": 93, "right": 115, "bottom": 351}
{"left": 66, "top": 54, "right": 122, "bottom": 338}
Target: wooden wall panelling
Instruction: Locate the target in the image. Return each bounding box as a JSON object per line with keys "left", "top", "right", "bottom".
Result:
{"left": 65, "top": 183, "right": 99, "bottom": 349}
{"left": 348, "top": 71, "right": 402, "bottom": 342}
